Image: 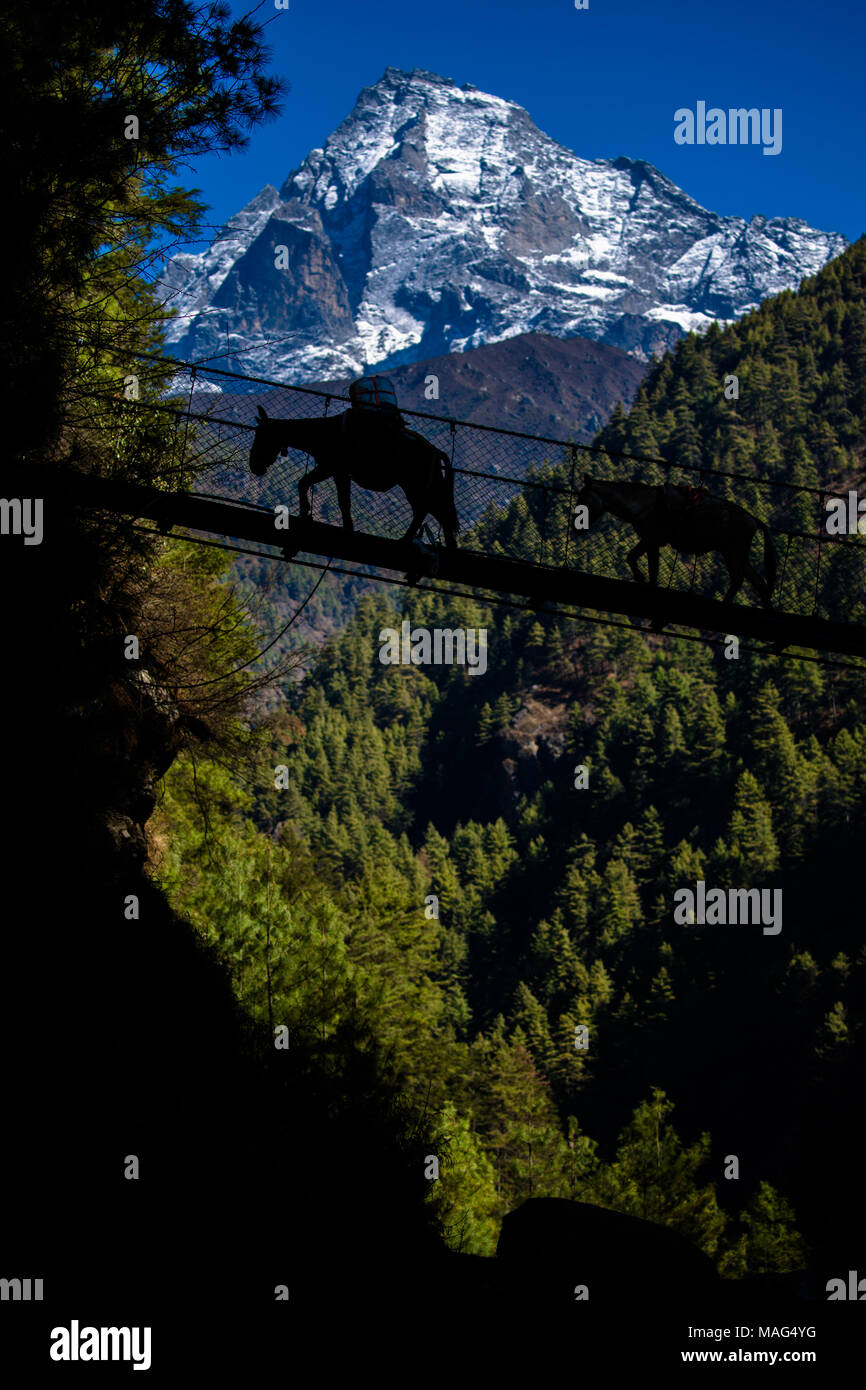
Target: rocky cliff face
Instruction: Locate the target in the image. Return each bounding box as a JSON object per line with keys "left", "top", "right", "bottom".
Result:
{"left": 161, "top": 67, "right": 847, "bottom": 379}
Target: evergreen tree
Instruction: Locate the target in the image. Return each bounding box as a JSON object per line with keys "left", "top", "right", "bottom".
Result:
{"left": 469, "top": 1025, "right": 570, "bottom": 1204}
{"left": 596, "top": 1091, "right": 727, "bottom": 1259}
{"left": 426, "top": 1102, "right": 501, "bottom": 1256}
{"left": 734, "top": 1182, "right": 807, "bottom": 1275}
{"left": 598, "top": 858, "right": 643, "bottom": 952}
{"left": 727, "top": 770, "right": 780, "bottom": 879}
{"left": 512, "top": 981, "right": 555, "bottom": 1072}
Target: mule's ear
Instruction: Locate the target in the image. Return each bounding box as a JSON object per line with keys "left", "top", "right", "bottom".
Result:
{"left": 584, "top": 472, "right": 592, "bottom": 484}
{"left": 256, "top": 405, "right": 269, "bottom": 423}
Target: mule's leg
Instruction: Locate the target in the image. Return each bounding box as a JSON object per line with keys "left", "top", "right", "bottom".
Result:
{"left": 402, "top": 488, "right": 428, "bottom": 585}
{"left": 439, "top": 515, "right": 458, "bottom": 549}
{"left": 420, "top": 500, "right": 457, "bottom": 547}
{"left": 744, "top": 563, "right": 771, "bottom": 609}
{"left": 722, "top": 554, "right": 746, "bottom": 602}
{"left": 627, "top": 540, "right": 649, "bottom": 583}
{"left": 298, "top": 463, "right": 333, "bottom": 519}
{"left": 402, "top": 501, "right": 426, "bottom": 543}
{"left": 397, "top": 480, "right": 428, "bottom": 543}
{"left": 335, "top": 473, "right": 354, "bottom": 532}
{"left": 429, "top": 477, "right": 459, "bottom": 547}
{"left": 643, "top": 548, "right": 666, "bottom": 629}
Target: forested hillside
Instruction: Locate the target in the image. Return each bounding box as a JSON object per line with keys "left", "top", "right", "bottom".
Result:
{"left": 598, "top": 238, "right": 866, "bottom": 502}
{"left": 153, "top": 239, "right": 866, "bottom": 1276}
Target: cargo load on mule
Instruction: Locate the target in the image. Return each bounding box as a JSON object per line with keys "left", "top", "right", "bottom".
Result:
{"left": 348, "top": 374, "right": 402, "bottom": 419}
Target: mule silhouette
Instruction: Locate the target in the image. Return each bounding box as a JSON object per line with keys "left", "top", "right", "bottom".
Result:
{"left": 575, "top": 475, "right": 776, "bottom": 606}
{"left": 249, "top": 405, "right": 459, "bottom": 548}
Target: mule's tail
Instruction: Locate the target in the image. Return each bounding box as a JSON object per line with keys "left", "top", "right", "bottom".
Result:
{"left": 760, "top": 522, "right": 777, "bottom": 599}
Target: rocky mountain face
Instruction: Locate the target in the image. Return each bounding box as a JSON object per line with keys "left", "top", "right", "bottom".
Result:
{"left": 161, "top": 67, "right": 847, "bottom": 382}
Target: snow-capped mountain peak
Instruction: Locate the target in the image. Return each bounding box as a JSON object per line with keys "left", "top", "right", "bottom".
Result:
{"left": 160, "top": 67, "right": 847, "bottom": 381}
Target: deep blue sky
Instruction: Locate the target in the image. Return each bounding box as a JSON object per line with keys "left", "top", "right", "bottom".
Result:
{"left": 182, "top": 0, "right": 864, "bottom": 246}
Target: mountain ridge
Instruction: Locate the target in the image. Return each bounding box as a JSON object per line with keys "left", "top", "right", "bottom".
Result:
{"left": 161, "top": 66, "right": 847, "bottom": 381}
{"left": 303, "top": 330, "right": 648, "bottom": 440}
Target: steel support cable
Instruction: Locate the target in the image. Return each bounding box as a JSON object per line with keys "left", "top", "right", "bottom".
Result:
{"left": 117, "top": 347, "right": 836, "bottom": 501}
{"left": 87, "top": 372, "right": 851, "bottom": 562}
{"left": 125, "top": 523, "right": 866, "bottom": 675}
{"left": 129, "top": 525, "right": 332, "bottom": 689}
{"left": 74, "top": 343, "right": 839, "bottom": 531}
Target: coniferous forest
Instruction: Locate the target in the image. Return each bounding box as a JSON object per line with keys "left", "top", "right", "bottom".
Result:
{"left": 1, "top": 0, "right": 864, "bottom": 1375}
{"left": 155, "top": 242, "right": 866, "bottom": 1282}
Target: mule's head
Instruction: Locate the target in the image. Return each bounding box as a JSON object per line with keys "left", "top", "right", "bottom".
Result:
{"left": 575, "top": 473, "right": 606, "bottom": 524}
{"left": 249, "top": 405, "right": 279, "bottom": 476}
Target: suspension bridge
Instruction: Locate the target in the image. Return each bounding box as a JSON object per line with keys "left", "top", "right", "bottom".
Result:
{"left": 37, "top": 352, "right": 866, "bottom": 666}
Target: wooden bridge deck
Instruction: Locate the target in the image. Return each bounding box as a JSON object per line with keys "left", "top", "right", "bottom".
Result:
{"left": 32, "top": 467, "right": 866, "bottom": 661}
